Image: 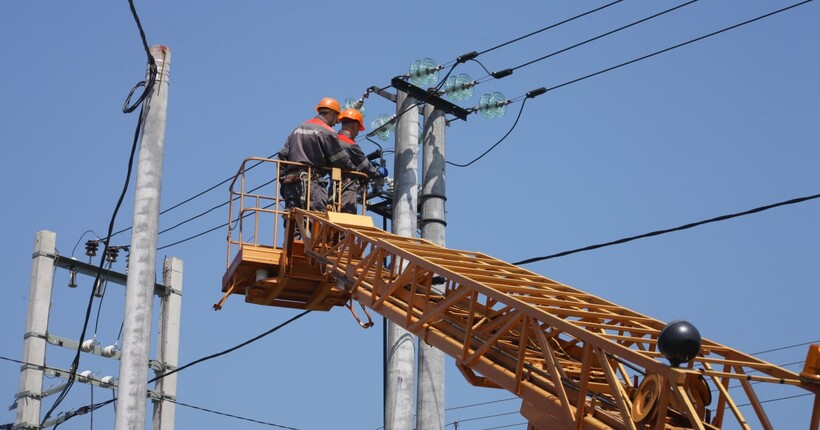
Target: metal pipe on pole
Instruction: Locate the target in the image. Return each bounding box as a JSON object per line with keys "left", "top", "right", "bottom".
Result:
{"left": 417, "top": 105, "right": 447, "bottom": 430}
{"left": 385, "top": 90, "right": 418, "bottom": 430}
{"left": 15, "top": 230, "right": 56, "bottom": 428}
{"left": 152, "top": 256, "right": 183, "bottom": 430}
{"left": 115, "top": 45, "right": 171, "bottom": 430}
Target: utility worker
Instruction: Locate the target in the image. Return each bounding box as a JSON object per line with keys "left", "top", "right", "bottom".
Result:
{"left": 278, "top": 97, "right": 359, "bottom": 218}
{"left": 336, "top": 108, "right": 387, "bottom": 214}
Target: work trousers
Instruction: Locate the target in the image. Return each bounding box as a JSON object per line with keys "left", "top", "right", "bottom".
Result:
{"left": 339, "top": 177, "right": 363, "bottom": 214}
{"left": 281, "top": 178, "right": 328, "bottom": 239}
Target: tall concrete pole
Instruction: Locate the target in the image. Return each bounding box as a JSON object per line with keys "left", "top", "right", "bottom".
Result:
{"left": 15, "top": 230, "right": 56, "bottom": 428}
{"left": 417, "top": 105, "right": 446, "bottom": 430}
{"left": 152, "top": 257, "right": 183, "bottom": 430}
{"left": 386, "top": 90, "right": 418, "bottom": 430}
{"left": 115, "top": 45, "right": 171, "bottom": 430}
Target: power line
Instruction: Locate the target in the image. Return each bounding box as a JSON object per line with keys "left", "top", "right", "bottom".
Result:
{"left": 166, "top": 398, "right": 302, "bottom": 429}
{"left": 752, "top": 339, "right": 820, "bottom": 356}
{"left": 540, "top": 0, "right": 813, "bottom": 95}
{"left": 446, "top": 98, "right": 529, "bottom": 168}
{"left": 40, "top": 2, "right": 157, "bottom": 422}
{"left": 109, "top": 154, "right": 275, "bottom": 240}
{"left": 147, "top": 310, "right": 311, "bottom": 384}
{"left": 506, "top": 0, "right": 699, "bottom": 75}
{"left": 513, "top": 192, "right": 820, "bottom": 265}
{"left": 472, "top": 0, "right": 624, "bottom": 59}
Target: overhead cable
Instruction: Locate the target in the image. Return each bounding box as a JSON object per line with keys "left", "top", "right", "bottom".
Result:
{"left": 514, "top": 193, "right": 820, "bottom": 265}
{"left": 166, "top": 398, "right": 302, "bottom": 429}
{"left": 40, "top": 2, "right": 157, "bottom": 425}
{"left": 529, "top": 0, "right": 813, "bottom": 97}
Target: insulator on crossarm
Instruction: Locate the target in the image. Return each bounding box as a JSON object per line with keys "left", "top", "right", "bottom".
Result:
{"left": 344, "top": 98, "right": 366, "bottom": 117}
{"left": 85, "top": 240, "right": 99, "bottom": 257}
{"left": 444, "top": 73, "right": 476, "bottom": 101}
{"left": 81, "top": 339, "right": 98, "bottom": 352}
{"left": 478, "top": 92, "right": 510, "bottom": 119}
{"left": 370, "top": 114, "right": 396, "bottom": 141}
{"left": 68, "top": 265, "right": 78, "bottom": 288}
{"left": 100, "top": 376, "right": 117, "bottom": 388}
{"left": 101, "top": 344, "right": 119, "bottom": 358}
{"left": 78, "top": 370, "right": 93, "bottom": 383}
{"left": 105, "top": 246, "right": 119, "bottom": 263}
{"left": 408, "top": 58, "right": 441, "bottom": 87}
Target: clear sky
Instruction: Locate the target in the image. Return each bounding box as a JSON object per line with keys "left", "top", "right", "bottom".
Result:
{"left": 1, "top": 1, "right": 818, "bottom": 429}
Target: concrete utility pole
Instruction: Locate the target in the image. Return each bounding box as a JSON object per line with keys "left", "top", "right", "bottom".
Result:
{"left": 386, "top": 90, "right": 419, "bottom": 430}
{"left": 15, "top": 230, "right": 56, "bottom": 428}
{"left": 116, "top": 45, "right": 171, "bottom": 430}
{"left": 417, "top": 105, "right": 447, "bottom": 430}
{"left": 152, "top": 257, "right": 183, "bottom": 430}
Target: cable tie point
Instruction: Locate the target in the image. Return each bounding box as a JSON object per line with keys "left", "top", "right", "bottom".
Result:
{"left": 456, "top": 51, "right": 479, "bottom": 63}
{"left": 526, "top": 87, "right": 548, "bottom": 99}
{"left": 491, "top": 69, "right": 513, "bottom": 79}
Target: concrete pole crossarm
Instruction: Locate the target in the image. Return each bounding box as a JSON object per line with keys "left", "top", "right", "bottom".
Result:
{"left": 115, "top": 45, "right": 171, "bottom": 430}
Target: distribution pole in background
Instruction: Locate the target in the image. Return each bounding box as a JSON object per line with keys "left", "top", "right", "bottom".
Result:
{"left": 417, "top": 104, "right": 447, "bottom": 430}
{"left": 15, "top": 230, "right": 56, "bottom": 428}
{"left": 152, "top": 256, "right": 183, "bottom": 430}
{"left": 115, "top": 45, "right": 171, "bottom": 430}
{"left": 385, "top": 90, "right": 419, "bottom": 430}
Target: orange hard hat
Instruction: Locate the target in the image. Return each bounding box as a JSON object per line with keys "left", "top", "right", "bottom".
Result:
{"left": 315, "top": 97, "right": 341, "bottom": 115}
{"left": 339, "top": 108, "right": 365, "bottom": 131}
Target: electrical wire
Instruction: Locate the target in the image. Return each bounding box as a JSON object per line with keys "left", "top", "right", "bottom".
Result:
{"left": 39, "top": 2, "right": 157, "bottom": 427}
{"left": 147, "top": 310, "right": 311, "bottom": 384}
{"left": 446, "top": 98, "right": 528, "bottom": 168}
{"left": 477, "top": 423, "right": 527, "bottom": 430}
{"left": 501, "top": 1, "right": 699, "bottom": 77}
{"left": 472, "top": 0, "right": 624, "bottom": 59}
{"left": 165, "top": 398, "right": 302, "bottom": 429}
{"left": 70, "top": 230, "right": 102, "bottom": 258}
{"left": 542, "top": 0, "right": 813, "bottom": 95}
{"left": 109, "top": 153, "right": 276, "bottom": 240}
{"left": 3, "top": 310, "right": 309, "bottom": 428}
{"left": 513, "top": 192, "right": 820, "bottom": 265}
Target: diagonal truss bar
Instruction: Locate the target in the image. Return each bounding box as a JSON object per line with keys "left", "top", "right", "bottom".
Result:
{"left": 284, "top": 209, "right": 819, "bottom": 429}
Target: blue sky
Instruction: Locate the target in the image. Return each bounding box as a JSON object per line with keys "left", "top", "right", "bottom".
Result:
{"left": 1, "top": 1, "right": 818, "bottom": 429}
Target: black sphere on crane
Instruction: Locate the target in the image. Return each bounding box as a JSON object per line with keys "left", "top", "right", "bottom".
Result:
{"left": 658, "top": 320, "right": 701, "bottom": 367}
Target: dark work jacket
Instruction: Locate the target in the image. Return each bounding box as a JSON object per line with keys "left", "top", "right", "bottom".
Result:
{"left": 278, "top": 117, "right": 356, "bottom": 176}
{"left": 338, "top": 133, "right": 380, "bottom": 179}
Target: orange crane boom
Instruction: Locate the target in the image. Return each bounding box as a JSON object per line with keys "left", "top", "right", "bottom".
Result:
{"left": 217, "top": 157, "right": 820, "bottom": 429}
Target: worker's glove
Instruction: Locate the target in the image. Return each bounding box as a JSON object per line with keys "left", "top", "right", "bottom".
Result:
{"left": 377, "top": 165, "right": 388, "bottom": 178}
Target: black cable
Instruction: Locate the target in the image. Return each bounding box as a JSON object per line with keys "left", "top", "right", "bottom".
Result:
{"left": 752, "top": 339, "right": 820, "bottom": 355}
{"left": 70, "top": 230, "right": 102, "bottom": 258}
{"left": 166, "top": 399, "right": 302, "bottom": 430}
{"left": 474, "top": 0, "right": 624, "bottom": 58}
{"left": 92, "top": 261, "right": 113, "bottom": 336}
{"left": 545, "top": 0, "right": 812, "bottom": 94}
{"left": 51, "top": 399, "right": 115, "bottom": 430}
{"left": 446, "top": 98, "right": 528, "bottom": 168}
{"left": 147, "top": 310, "right": 311, "bottom": 384}
{"left": 513, "top": 193, "right": 820, "bottom": 265}
{"left": 41, "top": 100, "right": 143, "bottom": 429}
{"left": 507, "top": 0, "right": 699, "bottom": 74}
{"left": 477, "top": 423, "right": 527, "bottom": 430}
{"left": 40, "top": 3, "right": 156, "bottom": 426}
{"left": 109, "top": 154, "right": 275, "bottom": 240}
{"left": 156, "top": 222, "right": 227, "bottom": 251}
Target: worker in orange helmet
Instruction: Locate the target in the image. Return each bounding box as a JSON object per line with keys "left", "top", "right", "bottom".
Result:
{"left": 278, "top": 98, "right": 359, "bottom": 231}
{"left": 336, "top": 108, "right": 387, "bottom": 214}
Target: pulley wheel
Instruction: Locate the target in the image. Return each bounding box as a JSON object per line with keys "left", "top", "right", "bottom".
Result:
{"left": 632, "top": 373, "right": 661, "bottom": 423}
